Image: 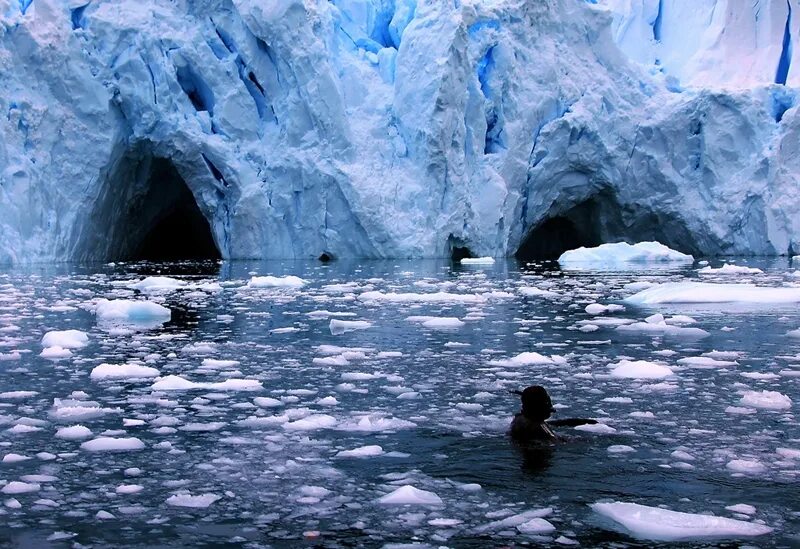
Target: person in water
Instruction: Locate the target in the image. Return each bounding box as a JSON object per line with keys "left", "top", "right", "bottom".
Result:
{"left": 509, "top": 385, "right": 597, "bottom": 442}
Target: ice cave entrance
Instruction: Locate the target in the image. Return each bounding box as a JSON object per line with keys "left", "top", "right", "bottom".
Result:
{"left": 124, "top": 159, "right": 220, "bottom": 262}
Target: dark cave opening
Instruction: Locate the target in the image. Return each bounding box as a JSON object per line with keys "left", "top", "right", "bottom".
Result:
{"left": 126, "top": 159, "right": 221, "bottom": 262}
{"left": 516, "top": 215, "right": 600, "bottom": 261}
{"left": 515, "top": 193, "right": 614, "bottom": 261}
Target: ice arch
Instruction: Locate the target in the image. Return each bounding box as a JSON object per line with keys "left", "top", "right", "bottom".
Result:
{"left": 75, "top": 152, "right": 221, "bottom": 262}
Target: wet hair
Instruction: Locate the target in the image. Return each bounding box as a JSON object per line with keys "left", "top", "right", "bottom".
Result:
{"left": 512, "top": 385, "right": 554, "bottom": 421}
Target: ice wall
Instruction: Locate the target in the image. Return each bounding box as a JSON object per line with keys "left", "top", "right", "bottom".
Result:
{"left": 0, "top": 0, "right": 798, "bottom": 262}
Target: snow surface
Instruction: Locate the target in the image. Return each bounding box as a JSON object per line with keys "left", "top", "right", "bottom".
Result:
{"left": 1, "top": 1, "right": 799, "bottom": 263}
{"left": 591, "top": 502, "right": 773, "bottom": 541}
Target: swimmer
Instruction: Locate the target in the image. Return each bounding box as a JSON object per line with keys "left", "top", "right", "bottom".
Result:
{"left": 509, "top": 385, "right": 597, "bottom": 442}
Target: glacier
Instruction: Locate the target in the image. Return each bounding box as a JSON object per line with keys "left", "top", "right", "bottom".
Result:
{"left": 0, "top": 0, "right": 799, "bottom": 263}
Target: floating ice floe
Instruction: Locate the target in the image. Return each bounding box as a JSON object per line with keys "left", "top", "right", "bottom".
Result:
{"left": 40, "top": 346, "right": 72, "bottom": 359}
{"left": 358, "top": 291, "right": 487, "bottom": 304}
{"left": 519, "top": 286, "right": 560, "bottom": 298}
{"left": 616, "top": 314, "right": 709, "bottom": 338}
{"left": 129, "top": 276, "right": 188, "bottom": 292}
{"left": 90, "top": 363, "right": 160, "bottom": 380}
{"left": 609, "top": 360, "right": 674, "bottom": 379}
{"left": 55, "top": 425, "right": 93, "bottom": 440}
{"left": 378, "top": 485, "right": 443, "bottom": 505}
{"left": 677, "top": 356, "right": 738, "bottom": 368}
{"left": 460, "top": 257, "right": 495, "bottom": 265}
{"left": 94, "top": 299, "right": 171, "bottom": 324}
{"left": 739, "top": 390, "right": 792, "bottom": 410}
{"left": 80, "top": 437, "right": 145, "bottom": 452}
{"left": 558, "top": 242, "right": 693, "bottom": 267}
{"left": 585, "top": 303, "right": 625, "bottom": 315}
{"left": 2, "top": 481, "right": 40, "bottom": 494}
{"left": 166, "top": 493, "right": 221, "bottom": 508}
{"left": 329, "top": 319, "right": 372, "bottom": 335}
{"left": 626, "top": 282, "right": 800, "bottom": 305}
{"left": 726, "top": 459, "right": 766, "bottom": 474}
{"left": 335, "top": 445, "right": 384, "bottom": 458}
{"left": 247, "top": 275, "right": 307, "bottom": 288}
{"left": 151, "top": 375, "right": 262, "bottom": 392}
{"left": 698, "top": 264, "right": 763, "bottom": 275}
{"left": 489, "top": 352, "right": 566, "bottom": 367}
{"left": 591, "top": 501, "right": 772, "bottom": 541}
{"left": 41, "top": 330, "right": 88, "bottom": 349}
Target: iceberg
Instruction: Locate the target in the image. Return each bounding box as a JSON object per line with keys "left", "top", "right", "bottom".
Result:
{"left": 559, "top": 242, "right": 693, "bottom": 267}
{"left": 626, "top": 282, "right": 800, "bottom": 306}
{"left": 0, "top": 1, "right": 798, "bottom": 262}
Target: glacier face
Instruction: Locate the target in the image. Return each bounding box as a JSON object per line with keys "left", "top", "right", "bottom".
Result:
{"left": 0, "top": 0, "right": 798, "bottom": 263}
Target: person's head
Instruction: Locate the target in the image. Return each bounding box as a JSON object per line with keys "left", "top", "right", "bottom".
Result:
{"left": 513, "top": 385, "right": 554, "bottom": 421}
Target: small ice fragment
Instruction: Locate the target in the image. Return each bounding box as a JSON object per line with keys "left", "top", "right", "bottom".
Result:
{"left": 336, "top": 445, "right": 384, "bottom": 458}
{"left": 55, "top": 425, "right": 93, "bottom": 440}
{"left": 378, "top": 485, "right": 442, "bottom": 505}
{"left": 165, "top": 493, "right": 221, "bottom": 508}
{"left": 739, "top": 391, "right": 792, "bottom": 410}
{"left": 41, "top": 330, "right": 88, "bottom": 349}
{"left": 80, "top": 437, "right": 145, "bottom": 452}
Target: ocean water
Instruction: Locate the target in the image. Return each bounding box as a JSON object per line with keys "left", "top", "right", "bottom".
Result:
{"left": 0, "top": 258, "right": 797, "bottom": 547}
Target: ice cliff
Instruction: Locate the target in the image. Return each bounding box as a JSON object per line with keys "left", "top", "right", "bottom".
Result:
{"left": 1, "top": 0, "right": 799, "bottom": 262}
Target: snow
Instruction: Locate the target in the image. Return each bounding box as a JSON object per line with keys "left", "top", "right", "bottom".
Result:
{"left": 626, "top": 283, "right": 800, "bottom": 306}
{"left": 94, "top": 299, "right": 171, "bottom": 323}
{"left": 609, "top": 360, "right": 674, "bottom": 379}
{"left": 41, "top": 330, "right": 88, "bottom": 349}
{"left": 80, "top": 437, "right": 146, "bottom": 452}
{"left": 559, "top": 242, "right": 693, "bottom": 266}
{"left": 90, "top": 363, "right": 160, "bottom": 380}
{"left": 739, "top": 390, "right": 792, "bottom": 410}
{"left": 378, "top": 485, "right": 443, "bottom": 505}
{"left": 247, "top": 276, "right": 307, "bottom": 288}
{"left": 591, "top": 502, "right": 772, "bottom": 541}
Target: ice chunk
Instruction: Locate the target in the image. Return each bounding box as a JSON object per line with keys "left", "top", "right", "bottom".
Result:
{"left": 559, "top": 242, "right": 693, "bottom": 266}
{"left": 130, "top": 276, "right": 187, "bottom": 292}
{"left": 489, "top": 352, "right": 566, "bottom": 366}
{"left": 2, "top": 481, "right": 40, "bottom": 494}
{"left": 247, "top": 275, "right": 307, "bottom": 288}
{"left": 738, "top": 391, "right": 792, "bottom": 410}
{"left": 80, "top": 437, "right": 145, "bottom": 452}
{"left": 283, "top": 414, "right": 337, "bottom": 431}
{"left": 591, "top": 502, "right": 772, "bottom": 541}
{"left": 677, "top": 357, "right": 737, "bottom": 368}
{"left": 358, "top": 291, "right": 486, "bottom": 304}
{"left": 517, "top": 518, "right": 556, "bottom": 534}
{"left": 725, "top": 504, "right": 756, "bottom": 515}
{"left": 378, "top": 485, "right": 442, "bottom": 505}
{"left": 698, "top": 264, "right": 763, "bottom": 275}
{"left": 151, "top": 375, "right": 262, "bottom": 392}
{"left": 609, "top": 360, "right": 674, "bottom": 379}
{"left": 90, "top": 363, "right": 160, "bottom": 380}
{"left": 55, "top": 425, "right": 92, "bottom": 440}
{"left": 585, "top": 303, "right": 625, "bottom": 315}
{"left": 726, "top": 459, "right": 766, "bottom": 474}
{"left": 626, "top": 282, "right": 800, "bottom": 305}
{"left": 421, "top": 317, "right": 465, "bottom": 330}
{"left": 336, "top": 445, "right": 384, "bottom": 458}
{"left": 329, "top": 319, "right": 372, "bottom": 334}
{"left": 41, "top": 330, "right": 88, "bottom": 349}
{"left": 40, "top": 346, "right": 72, "bottom": 359}
{"left": 166, "top": 493, "right": 221, "bottom": 508}
{"left": 94, "top": 299, "right": 171, "bottom": 323}
{"left": 460, "top": 257, "right": 495, "bottom": 264}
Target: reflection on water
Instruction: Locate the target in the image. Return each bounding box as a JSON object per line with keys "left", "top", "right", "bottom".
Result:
{"left": 0, "top": 258, "right": 797, "bottom": 547}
